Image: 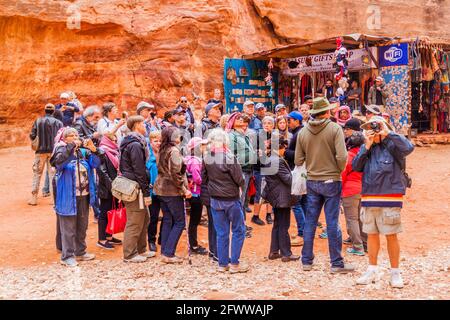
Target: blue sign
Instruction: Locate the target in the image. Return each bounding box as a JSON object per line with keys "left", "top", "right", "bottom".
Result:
{"left": 378, "top": 43, "right": 409, "bottom": 67}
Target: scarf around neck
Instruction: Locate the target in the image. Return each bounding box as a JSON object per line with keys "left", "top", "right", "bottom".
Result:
{"left": 99, "top": 135, "right": 119, "bottom": 169}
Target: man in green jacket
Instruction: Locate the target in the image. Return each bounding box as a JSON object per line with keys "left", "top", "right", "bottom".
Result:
{"left": 295, "top": 97, "right": 355, "bottom": 274}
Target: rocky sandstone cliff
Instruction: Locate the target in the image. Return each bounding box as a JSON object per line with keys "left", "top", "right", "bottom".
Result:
{"left": 0, "top": 0, "right": 449, "bottom": 147}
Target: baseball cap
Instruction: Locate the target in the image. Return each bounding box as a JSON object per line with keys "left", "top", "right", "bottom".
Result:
{"left": 304, "top": 95, "right": 313, "bottom": 101}
{"left": 255, "top": 103, "right": 266, "bottom": 110}
{"left": 45, "top": 103, "right": 55, "bottom": 111}
{"left": 136, "top": 101, "right": 154, "bottom": 115}
{"left": 287, "top": 111, "right": 303, "bottom": 122}
{"left": 205, "top": 102, "right": 221, "bottom": 115}
{"left": 243, "top": 100, "right": 254, "bottom": 107}
{"left": 275, "top": 104, "right": 286, "bottom": 113}
{"left": 343, "top": 118, "right": 362, "bottom": 131}
{"left": 60, "top": 92, "right": 70, "bottom": 99}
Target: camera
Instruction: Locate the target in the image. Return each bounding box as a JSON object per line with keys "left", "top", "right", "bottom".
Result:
{"left": 370, "top": 122, "right": 381, "bottom": 133}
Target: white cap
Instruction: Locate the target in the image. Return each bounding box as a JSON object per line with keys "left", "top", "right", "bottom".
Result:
{"left": 60, "top": 92, "right": 70, "bottom": 99}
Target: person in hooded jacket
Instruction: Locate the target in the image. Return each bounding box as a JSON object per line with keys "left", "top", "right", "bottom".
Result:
{"left": 50, "top": 127, "right": 102, "bottom": 267}
{"left": 119, "top": 116, "right": 154, "bottom": 263}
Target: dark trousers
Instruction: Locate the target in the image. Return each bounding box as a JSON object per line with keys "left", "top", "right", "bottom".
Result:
{"left": 188, "top": 196, "right": 203, "bottom": 248}
{"left": 206, "top": 205, "right": 218, "bottom": 258}
{"left": 147, "top": 194, "right": 162, "bottom": 244}
{"left": 98, "top": 197, "right": 117, "bottom": 241}
{"left": 270, "top": 207, "right": 292, "bottom": 257}
{"left": 159, "top": 196, "right": 186, "bottom": 258}
{"left": 59, "top": 195, "right": 90, "bottom": 261}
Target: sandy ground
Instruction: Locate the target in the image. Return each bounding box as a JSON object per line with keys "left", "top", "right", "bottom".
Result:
{"left": 0, "top": 146, "right": 449, "bottom": 299}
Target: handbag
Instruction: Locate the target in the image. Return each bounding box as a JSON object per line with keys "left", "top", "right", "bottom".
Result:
{"left": 111, "top": 175, "right": 140, "bottom": 202}
{"left": 291, "top": 164, "right": 307, "bottom": 195}
{"left": 31, "top": 119, "right": 40, "bottom": 151}
{"left": 106, "top": 201, "right": 127, "bottom": 234}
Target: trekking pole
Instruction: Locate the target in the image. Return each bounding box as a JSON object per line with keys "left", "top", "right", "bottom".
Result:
{"left": 183, "top": 198, "right": 192, "bottom": 265}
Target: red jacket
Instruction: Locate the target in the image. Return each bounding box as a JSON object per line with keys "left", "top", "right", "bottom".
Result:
{"left": 341, "top": 147, "right": 362, "bottom": 197}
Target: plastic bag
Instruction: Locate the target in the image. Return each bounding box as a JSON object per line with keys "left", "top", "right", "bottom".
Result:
{"left": 106, "top": 202, "right": 127, "bottom": 234}
{"left": 291, "top": 164, "right": 307, "bottom": 195}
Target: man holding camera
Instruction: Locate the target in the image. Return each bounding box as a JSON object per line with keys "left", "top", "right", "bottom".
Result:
{"left": 352, "top": 116, "right": 414, "bottom": 288}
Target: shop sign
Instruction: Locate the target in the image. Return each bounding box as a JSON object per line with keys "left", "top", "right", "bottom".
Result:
{"left": 282, "top": 48, "right": 376, "bottom": 75}
{"left": 378, "top": 43, "right": 408, "bottom": 67}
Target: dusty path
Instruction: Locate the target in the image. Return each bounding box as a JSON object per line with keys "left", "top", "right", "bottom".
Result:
{"left": 0, "top": 146, "right": 449, "bottom": 299}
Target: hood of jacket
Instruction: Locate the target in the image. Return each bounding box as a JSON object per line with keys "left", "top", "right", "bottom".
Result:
{"left": 120, "top": 134, "right": 140, "bottom": 152}
{"left": 305, "top": 118, "right": 332, "bottom": 135}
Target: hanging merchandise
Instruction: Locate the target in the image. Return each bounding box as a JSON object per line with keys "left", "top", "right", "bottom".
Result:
{"left": 227, "top": 66, "right": 237, "bottom": 85}
{"left": 333, "top": 37, "right": 349, "bottom": 81}
{"left": 266, "top": 58, "right": 274, "bottom": 98}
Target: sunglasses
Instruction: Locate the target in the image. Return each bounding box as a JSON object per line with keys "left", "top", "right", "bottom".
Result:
{"left": 181, "top": 100, "right": 188, "bottom": 103}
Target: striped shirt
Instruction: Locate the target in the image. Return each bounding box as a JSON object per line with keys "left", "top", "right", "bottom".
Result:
{"left": 361, "top": 194, "right": 404, "bottom": 208}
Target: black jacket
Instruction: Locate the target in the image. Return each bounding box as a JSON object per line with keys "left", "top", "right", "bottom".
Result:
{"left": 200, "top": 164, "right": 211, "bottom": 206}
{"left": 203, "top": 151, "right": 245, "bottom": 201}
{"left": 262, "top": 154, "right": 299, "bottom": 208}
{"left": 30, "top": 115, "right": 63, "bottom": 154}
{"left": 284, "top": 125, "right": 302, "bottom": 170}
{"left": 97, "top": 153, "right": 118, "bottom": 199}
{"left": 201, "top": 118, "right": 219, "bottom": 137}
{"left": 119, "top": 135, "right": 151, "bottom": 197}
{"left": 73, "top": 116, "right": 98, "bottom": 145}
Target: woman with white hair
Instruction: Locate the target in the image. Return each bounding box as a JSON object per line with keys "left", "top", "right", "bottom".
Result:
{"left": 203, "top": 128, "right": 248, "bottom": 273}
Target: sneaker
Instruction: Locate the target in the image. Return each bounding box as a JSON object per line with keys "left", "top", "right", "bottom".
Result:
{"left": 281, "top": 255, "right": 301, "bottom": 262}
{"left": 140, "top": 251, "right": 156, "bottom": 259}
{"left": 246, "top": 225, "right": 253, "bottom": 231}
{"left": 28, "top": 194, "right": 37, "bottom": 206}
{"left": 245, "top": 207, "right": 252, "bottom": 213}
{"left": 149, "top": 242, "right": 157, "bottom": 252}
{"left": 96, "top": 241, "right": 114, "bottom": 250}
{"left": 319, "top": 231, "right": 328, "bottom": 239}
{"left": 93, "top": 218, "right": 98, "bottom": 224}
{"left": 330, "top": 263, "right": 355, "bottom": 274}
{"left": 343, "top": 237, "right": 352, "bottom": 245}
{"left": 161, "top": 255, "right": 183, "bottom": 264}
{"left": 60, "top": 257, "right": 78, "bottom": 267}
{"left": 356, "top": 268, "right": 381, "bottom": 285}
{"left": 191, "top": 246, "right": 208, "bottom": 255}
{"left": 346, "top": 247, "right": 365, "bottom": 256}
{"left": 390, "top": 271, "right": 404, "bottom": 288}
{"left": 124, "top": 255, "right": 147, "bottom": 263}
{"left": 209, "top": 253, "right": 219, "bottom": 262}
{"left": 107, "top": 237, "right": 122, "bottom": 245}
{"left": 217, "top": 265, "right": 230, "bottom": 272}
{"left": 303, "top": 264, "right": 313, "bottom": 271}
{"left": 42, "top": 192, "right": 51, "bottom": 198}
{"left": 76, "top": 253, "right": 95, "bottom": 261}
{"left": 291, "top": 236, "right": 304, "bottom": 247}
{"left": 268, "top": 252, "right": 281, "bottom": 260}
{"left": 229, "top": 263, "right": 250, "bottom": 274}
{"left": 245, "top": 231, "right": 252, "bottom": 238}
{"left": 266, "top": 213, "right": 273, "bottom": 224}
{"left": 251, "top": 215, "right": 265, "bottom": 226}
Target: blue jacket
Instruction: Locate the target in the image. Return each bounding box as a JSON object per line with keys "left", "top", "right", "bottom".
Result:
{"left": 50, "top": 143, "right": 101, "bottom": 216}
{"left": 146, "top": 146, "right": 158, "bottom": 197}
{"left": 55, "top": 102, "right": 79, "bottom": 127}
{"left": 352, "top": 132, "right": 414, "bottom": 196}
{"left": 249, "top": 115, "right": 262, "bottom": 131}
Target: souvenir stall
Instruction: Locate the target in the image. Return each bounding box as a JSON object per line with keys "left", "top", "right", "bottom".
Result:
{"left": 223, "top": 58, "right": 278, "bottom": 113}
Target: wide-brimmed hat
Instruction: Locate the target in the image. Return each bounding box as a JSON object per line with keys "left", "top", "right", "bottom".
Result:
{"left": 309, "top": 97, "right": 336, "bottom": 115}
{"left": 360, "top": 115, "right": 394, "bottom": 132}
{"left": 365, "top": 104, "right": 382, "bottom": 115}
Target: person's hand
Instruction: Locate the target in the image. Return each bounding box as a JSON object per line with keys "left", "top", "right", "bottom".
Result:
{"left": 74, "top": 139, "right": 82, "bottom": 148}
{"left": 60, "top": 105, "right": 67, "bottom": 112}
{"left": 117, "top": 118, "right": 126, "bottom": 128}
{"left": 84, "top": 139, "right": 97, "bottom": 152}
{"left": 184, "top": 190, "right": 192, "bottom": 199}
{"left": 144, "top": 197, "right": 152, "bottom": 206}
{"left": 379, "top": 126, "right": 389, "bottom": 141}
{"left": 364, "top": 130, "right": 375, "bottom": 150}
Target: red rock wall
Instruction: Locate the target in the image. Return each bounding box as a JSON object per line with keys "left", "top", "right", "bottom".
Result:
{"left": 0, "top": 0, "right": 448, "bottom": 147}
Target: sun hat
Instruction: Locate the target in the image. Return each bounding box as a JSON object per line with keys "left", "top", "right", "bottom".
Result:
{"left": 365, "top": 104, "right": 382, "bottom": 115}
{"left": 275, "top": 104, "right": 286, "bottom": 113}
{"left": 187, "top": 137, "right": 209, "bottom": 150}
{"left": 308, "top": 97, "right": 336, "bottom": 115}
{"left": 136, "top": 101, "right": 154, "bottom": 114}
{"left": 287, "top": 111, "right": 303, "bottom": 122}
{"left": 360, "top": 115, "right": 394, "bottom": 132}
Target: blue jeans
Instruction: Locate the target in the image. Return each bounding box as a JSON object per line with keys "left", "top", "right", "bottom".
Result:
{"left": 211, "top": 198, "right": 246, "bottom": 267}
{"left": 159, "top": 196, "right": 186, "bottom": 258}
{"left": 292, "top": 196, "right": 306, "bottom": 237}
{"left": 301, "top": 180, "right": 344, "bottom": 268}
{"left": 42, "top": 170, "right": 50, "bottom": 194}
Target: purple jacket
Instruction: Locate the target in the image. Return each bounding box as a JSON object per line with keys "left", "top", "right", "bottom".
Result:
{"left": 184, "top": 156, "right": 202, "bottom": 196}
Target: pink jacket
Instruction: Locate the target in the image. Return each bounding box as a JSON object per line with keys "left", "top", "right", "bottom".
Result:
{"left": 184, "top": 156, "right": 203, "bottom": 196}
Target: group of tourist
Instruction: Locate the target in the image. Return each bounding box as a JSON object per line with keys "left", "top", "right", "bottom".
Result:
{"left": 29, "top": 87, "right": 414, "bottom": 288}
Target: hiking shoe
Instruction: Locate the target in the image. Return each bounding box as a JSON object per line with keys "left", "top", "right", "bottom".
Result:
{"left": 191, "top": 246, "right": 208, "bottom": 255}
{"left": 291, "top": 236, "right": 304, "bottom": 247}
{"left": 268, "top": 252, "right": 281, "bottom": 260}
{"left": 149, "top": 242, "right": 157, "bottom": 252}
{"left": 42, "top": 192, "right": 51, "bottom": 198}
{"left": 245, "top": 207, "right": 252, "bottom": 213}
{"left": 218, "top": 265, "right": 230, "bottom": 272}
{"left": 330, "top": 263, "right": 355, "bottom": 274}
{"left": 246, "top": 225, "right": 253, "bottom": 231}
{"left": 346, "top": 247, "right": 365, "bottom": 256}
{"left": 60, "top": 257, "right": 78, "bottom": 267}
{"left": 281, "top": 255, "right": 301, "bottom": 262}
{"left": 96, "top": 241, "right": 114, "bottom": 250}
{"left": 107, "top": 237, "right": 122, "bottom": 245}
{"left": 303, "top": 264, "right": 313, "bottom": 271}
{"left": 343, "top": 237, "right": 352, "bottom": 245}
{"left": 319, "top": 231, "right": 328, "bottom": 239}
{"left": 28, "top": 194, "right": 38, "bottom": 206}
{"left": 390, "top": 271, "right": 404, "bottom": 288}
{"left": 356, "top": 268, "right": 381, "bottom": 285}
{"left": 229, "top": 263, "right": 249, "bottom": 274}
{"left": 161, "top": 255, "right": 183, "bottom": 264}
{"left": 245, "top": 231, "right": 252, "bottom": 238}
{"left": 139, "top": 251, "right": 156, "bottom": 259}
{"left": 76, "top": 253, "right": 95, "bottom": 261}
{"left": 124, "top": 255, "right": 147, "bottom": 263}
{"left": 266, "top": 213, "right": 273, "bottom": 224}
{"left": 251, "top": 215, "right": 265, "bottom": 226}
